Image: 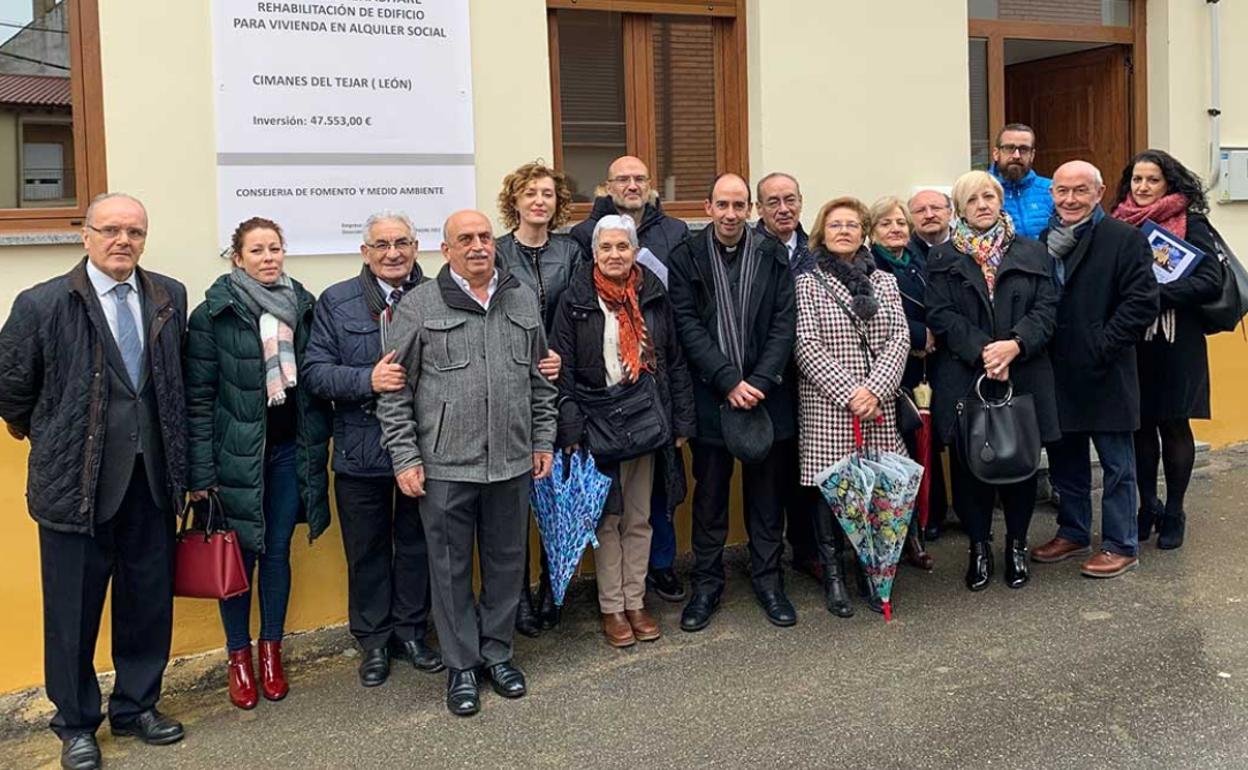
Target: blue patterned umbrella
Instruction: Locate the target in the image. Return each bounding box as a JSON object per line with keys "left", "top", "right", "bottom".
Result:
{"left": 530, "top": 449, "right": 613, "bottom": 605}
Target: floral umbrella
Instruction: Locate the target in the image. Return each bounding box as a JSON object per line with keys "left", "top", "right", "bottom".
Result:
{"left": 530, "top": 449, "right": 613, "bottom": 605}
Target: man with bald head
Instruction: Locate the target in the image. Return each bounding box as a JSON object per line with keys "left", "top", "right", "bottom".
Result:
{"left": 376, "top": 209, "right": 557, "bottom": 716}
{"left": 0, "top": 193, "right": 188, "bottom": 768}
{"left": 907, "top": 189, "right": 953, "bottom": 259}
{"left": 667, "top": 173, "right": 798, "bottom": 632}
{"left": 1032, "top": 161, "right": 1158, "bottom": 579}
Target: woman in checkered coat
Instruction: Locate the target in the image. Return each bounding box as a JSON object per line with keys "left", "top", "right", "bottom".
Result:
{"left": 793, "top": 196, "right": 909, "bottom": 618}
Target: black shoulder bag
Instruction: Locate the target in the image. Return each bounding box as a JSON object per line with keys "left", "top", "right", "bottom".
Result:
{"left": 807, "top": 271, "right": 923, "bottom": 435}
{"left": 1199, "top": 225, "right": 1248, "bottom": 334}
{"left": 574, "top": 371, "right": 672, "bottom": 465}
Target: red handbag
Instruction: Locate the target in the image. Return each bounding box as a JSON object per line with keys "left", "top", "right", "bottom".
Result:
{"left": 174, "top": 493, "right": 250, "bottom": 600}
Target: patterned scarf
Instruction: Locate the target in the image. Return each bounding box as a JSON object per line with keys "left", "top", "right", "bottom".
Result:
{"left": 593, "top": 264, "right": 654, "bottom": 383}
{"left": 229, "top": 267, "right": 299, "bottom": 406}
{"left": 953, "top": 212, "right": 1016, "bottom": 299}
{"left": 1111, "top": 192, "right": 1189, "bottom": 238}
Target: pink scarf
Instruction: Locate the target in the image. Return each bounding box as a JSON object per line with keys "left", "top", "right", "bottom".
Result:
{"left": 1111, "top": 193, "right": 1189, "bottom": 238}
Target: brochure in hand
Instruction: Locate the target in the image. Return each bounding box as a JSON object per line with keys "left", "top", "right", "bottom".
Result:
{"left": 1142, "top": 219, "right": 1206, "bottom": 285}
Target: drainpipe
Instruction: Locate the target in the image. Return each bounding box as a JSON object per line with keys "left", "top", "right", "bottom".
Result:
{"left": 1208, "top": 0, "right": 1222, "bottom": 189}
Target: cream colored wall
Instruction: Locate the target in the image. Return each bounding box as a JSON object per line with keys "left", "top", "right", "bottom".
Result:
{"left": 0, "top": 112, "right": 19, "bottom": 208}
{"left": 1148, "top": 0, "right": 1248, "bottom": 447}
{"left": 746, "top": 0, "right": 971, "bottom": 225}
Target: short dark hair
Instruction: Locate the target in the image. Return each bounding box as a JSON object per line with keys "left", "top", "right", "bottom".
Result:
{"left": 706, "top": 172, "right": 752, "bottom": 205}
{"left": 1111, "top": 149, "right": 1209, "bottom": 214}
{"left": 995, "top": 123, "right": 1036, "bottom": 147}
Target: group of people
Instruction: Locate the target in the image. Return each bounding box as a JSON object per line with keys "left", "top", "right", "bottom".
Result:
{"left": 0, "top": 121, "right": 1224, "bottom": 768}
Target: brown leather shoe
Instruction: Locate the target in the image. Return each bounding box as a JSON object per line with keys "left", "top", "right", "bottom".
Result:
{"left": 1031, "top": 536, "right": 1093, "bottom": 563}
{"left": 601, "top": 612, "right": 636, "bottom": 647}
{"left": 1080, "top": 550, "right": 1139, "bottom": 578}
{"left": 625, "top": 608, "right": 662, "bottom": 642}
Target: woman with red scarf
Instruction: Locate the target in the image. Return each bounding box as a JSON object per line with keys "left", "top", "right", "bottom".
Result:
{"left": 1110, "top": 150, "right": 1222, "bottom": 550}
{"left": 550, "top": 215, "right": 696, "bottom": 647}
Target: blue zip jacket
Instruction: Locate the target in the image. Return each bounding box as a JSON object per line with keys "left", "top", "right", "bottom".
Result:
{"left": 989, "top": 166, "right": 1054, "bottom": 240}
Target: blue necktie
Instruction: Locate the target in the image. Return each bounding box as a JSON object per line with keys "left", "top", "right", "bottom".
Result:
{"left": 112, "top": 283, "right": 143, "bottom": 389}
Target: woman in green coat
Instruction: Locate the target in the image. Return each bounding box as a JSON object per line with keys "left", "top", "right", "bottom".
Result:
{"left": 186, "top": 216, "right": 331, "bottom": 711}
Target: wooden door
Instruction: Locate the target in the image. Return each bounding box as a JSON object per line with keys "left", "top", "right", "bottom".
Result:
{"left": 1006, "top": 45, "right": 1131, "bottom": 205}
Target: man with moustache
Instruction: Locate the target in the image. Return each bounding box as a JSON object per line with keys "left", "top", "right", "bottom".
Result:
{"left": 753, "top": 172, "right": 819, "bottom": 581}
{"left": 1032, "top": 160, "right": 1158, "bottom": 578}
{"left": 667, "top": 173, "right": 798, "bottom": 632}
{"left": 377, "top": 210, "right": 557, "bottom": 717}
{"left": 303, "top": 211, "right": 444, "bottom": 688}
{"left": 988, "top": 123, "right": 1054, "bottom": 239}
{"left": 0, "top": 193, "right": 187, "bottom": 770}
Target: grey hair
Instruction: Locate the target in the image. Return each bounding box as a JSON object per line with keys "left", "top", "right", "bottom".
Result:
{"left": 592, "top": 214, "right": 639, "bottom": 251}
{"left": 85, "top": 192, "right": 147, "bottom": 226}
{"left": 364, "top": 210, "right": 414, "bottom": 243}
{"left": 907, "top": 188, "right": 953, "bottom": 210}
{"left": 756, "top": 172, "right": 801, "bottom": 202}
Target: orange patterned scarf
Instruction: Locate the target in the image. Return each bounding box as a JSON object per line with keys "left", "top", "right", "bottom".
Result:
{"left": 593, "top": 265, "right": 655, "bottom": 383}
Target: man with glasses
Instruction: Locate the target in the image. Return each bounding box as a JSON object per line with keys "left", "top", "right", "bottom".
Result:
{"left": 0, "top": 193, "right": 188, "bottom": 770}
{"left": 304, "top": 211, "right": 444, "bottom": 689}
{"left": 571, "top": 155, "right": 692, "bottom": 603}
{"left": 1033, "top": 160, "right": 1158, "bottom": 579}
{"left": 988, "top": 123, "right": 1054, "bottom": 238}
{"left": 907, "top": 189, "right": 953, "bottom": 258}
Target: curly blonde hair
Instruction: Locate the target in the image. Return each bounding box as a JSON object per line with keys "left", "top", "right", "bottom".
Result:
{"left": 497, "top": 162, "right": 574, "bottom": 231}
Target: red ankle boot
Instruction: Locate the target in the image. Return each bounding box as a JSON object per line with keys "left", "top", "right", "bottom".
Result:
{"left": 227, "top": 647, "right": 258, "bottom": 710}
{"left": 258, "top": 640, "right": 289, "bottom": 701}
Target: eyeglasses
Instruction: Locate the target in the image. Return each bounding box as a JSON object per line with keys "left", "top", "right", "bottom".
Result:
{"left": 997, "top": 144, "right": 1035, "bottom": 157}
{"left": 86, "top": 224, "right": 147, "bottom": 241}
{"left": 367, "top": 238, "right": 416, "bottom": 252}
{"left": 762, "top": 195, "right": 800, "bottom": 210}
{"left": 609, "top": 175, "right": 650, "bottom": 186}
{"left": 825, "top": 221, "right": 862, "bottom": 231}
{"left": 1052, "top": 186, "right": 1096, "bottom": 198}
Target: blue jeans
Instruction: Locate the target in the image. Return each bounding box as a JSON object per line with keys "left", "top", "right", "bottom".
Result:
{"left": 220, "top": 441, "right": 299, "bottom": 652}
{"left": 1049, "top": 431, "right": 1138, "bottom": 557}
{"left": 648, "top": 482, "right": 676, "bottom": 570}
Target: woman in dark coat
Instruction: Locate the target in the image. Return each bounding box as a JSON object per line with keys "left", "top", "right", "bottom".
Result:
{"left": 1110, "top": 149, "right": 1223, "bottom": 550}
{"left": 868, "top": 194, "right": 937, "bottom": 571}
{"left": 494, "top": 161, "right": 583, "bottom": 635}
{"left": 926, "top": 171, "right": 1060, "bottom": 591}
{"left": 186, "top": 217, "right": 331, "bottom": 710}
{"left": 550, "top": 214, "right": 695, "bottom": 648}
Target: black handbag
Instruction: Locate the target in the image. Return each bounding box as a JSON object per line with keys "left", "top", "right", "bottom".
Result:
{"left": 954, "top": 374, "right": 1041, "bottom": 485}
{"left": 1199, "top": 226, "right": 1248, "bottom": 334}
{"left": 576, "top": 372, "right": 672, "bottom": 464}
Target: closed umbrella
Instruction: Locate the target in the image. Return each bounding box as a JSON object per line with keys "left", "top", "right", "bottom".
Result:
{"left": 530, "top": 449, "right": 613, "bottom": 605}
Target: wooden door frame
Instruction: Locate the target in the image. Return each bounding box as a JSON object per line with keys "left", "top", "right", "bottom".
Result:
{"left": 968, "top": 0, "right": 1147, "bottom": 155}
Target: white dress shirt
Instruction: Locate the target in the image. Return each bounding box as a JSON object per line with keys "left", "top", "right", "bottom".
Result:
{"left": 85, "top": 259, "right": 143, "bottom": 352}
{"left": 449, "top": 269, "right": 499, "bottom": 309}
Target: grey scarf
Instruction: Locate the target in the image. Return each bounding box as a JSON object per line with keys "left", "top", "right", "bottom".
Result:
{"left": 228, "top": 267, "right": 301, "bottom": 404}
{"left": 706, "top": 226, "right": 761, "bottom": 372}
{"left": 229, "top": 267, "right": 299, "bottom": 327}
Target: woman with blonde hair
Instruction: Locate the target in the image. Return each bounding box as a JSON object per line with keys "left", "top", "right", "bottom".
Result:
{"left": 925, "top": 170, "right": 1060, "bottom": 591}
{"left": 495, "top": 161, "right": 584, "bottom": 635}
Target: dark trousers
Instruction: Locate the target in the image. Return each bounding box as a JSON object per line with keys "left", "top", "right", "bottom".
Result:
{"left": 219, "top": 441, "right": 298, "bottom": 652}
{"left": 1050, "top": 431, "right": 1139, "bottom": 557}
{"left": 421, "top": 473, "right": 529, "bottom": 671}
{"left": 39, "top": 461, "right": 174, "bottom": 739}
{"left": 777, "top": 437, "right": 817, "bottom": 565}
{"left": 949, "top": 452, "right": 1039, "bottom": 543}
{"left": 334, "top": 473, "right": 431, "bottom": 650}
{"left": 690, "top": 441, "right": 785, "bottom": 595}
{"left": 647, "top": 481, "right": 677, "bottom": 570}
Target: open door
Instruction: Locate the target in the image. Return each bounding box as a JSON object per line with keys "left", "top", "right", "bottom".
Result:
{"left": 1006, "top": 44, "right": 1132, "bottom": 205}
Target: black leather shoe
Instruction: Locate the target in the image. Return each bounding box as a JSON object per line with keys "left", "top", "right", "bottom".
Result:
{"left": 966, "top": 541, "right": 993, "bottom": 592}
{"left": 1004, "top": 538, "right": 1030, "bottom": 589}
{"left": 864, "top": 588, "right": 885, "bottom": 614}
{"left": 646, "top": 566, "right": 688, "bottom": 602}
{"left": 391, "top": 638, "right": 445, "bottom": 673}
{"left": 534, "top": 577, "right": 561, "bottom": 630}
{"left": 923, "top": 520, "right": 943, "bottom": 542}
{"left": 110, "top": 708, "right": 184, "bottom": 746}
{"left": 486, "top": 661, "right": 528, "bottom": 699}
{"left": 358, "top": 647, "right": 390, "bottom": 687}
{"left": 755, "top": 589, "right": 797, "bottom": 627}
{"left": 679, "top": 591, "right": 720, "bottom": 632}
{"left": 515, "top": 586, "right": 541, "bottom": 638}
{"left": 60, "top": 733, "right": 100, "bottom": 770}
{"left": 446, "top": 668, "right": 480, "bottom": 717}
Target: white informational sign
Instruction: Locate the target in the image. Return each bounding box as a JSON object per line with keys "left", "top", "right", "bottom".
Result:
{"left": 212, "top": 0, "right": 475, "bottom": 255}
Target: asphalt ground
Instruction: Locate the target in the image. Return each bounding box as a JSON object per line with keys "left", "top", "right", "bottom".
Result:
{"left": 5, "top": 446, "right": 1248, "bottom": 769}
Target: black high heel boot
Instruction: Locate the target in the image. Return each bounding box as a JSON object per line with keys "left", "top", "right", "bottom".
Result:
{"left": 1004, "top": 538, "right": 1029, "bottom": 589}
{"left": 812, "top": 502, "right": 853, "bottom": 617}
{"left": 535, "top": 550, "right": 561, "bottom": 629}
{"left": 1157, "top": 510, "right": 1186, "bottom": 550}
{"left": 1138, "top": 497, "right": 1162, "bottom": 543}
{"left": 966, "top": 541, "right": 992, "bottom": 592}
{"left": 515, "top": 534, "right": 541, "bottom": 638}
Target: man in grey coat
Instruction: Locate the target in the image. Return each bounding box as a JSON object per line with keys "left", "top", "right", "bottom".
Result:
{"left": 377, "top": 209, "right": 557, "bottom": 718}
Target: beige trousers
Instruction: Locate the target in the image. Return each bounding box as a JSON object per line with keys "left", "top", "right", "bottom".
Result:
{"left": 595, "top": 453, "right": 655, "bottom": 613}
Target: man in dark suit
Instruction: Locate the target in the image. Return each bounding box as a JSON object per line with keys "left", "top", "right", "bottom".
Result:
{"left": 667, "top": 173, "right": 798, "bottom": 632}
{"left": 0, "top": 193, "right": 188, "bottom": 770}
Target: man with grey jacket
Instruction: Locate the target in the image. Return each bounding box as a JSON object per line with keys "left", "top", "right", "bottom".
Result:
{"left": 377, "top": 209, "right": 557, "bottom": 718}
